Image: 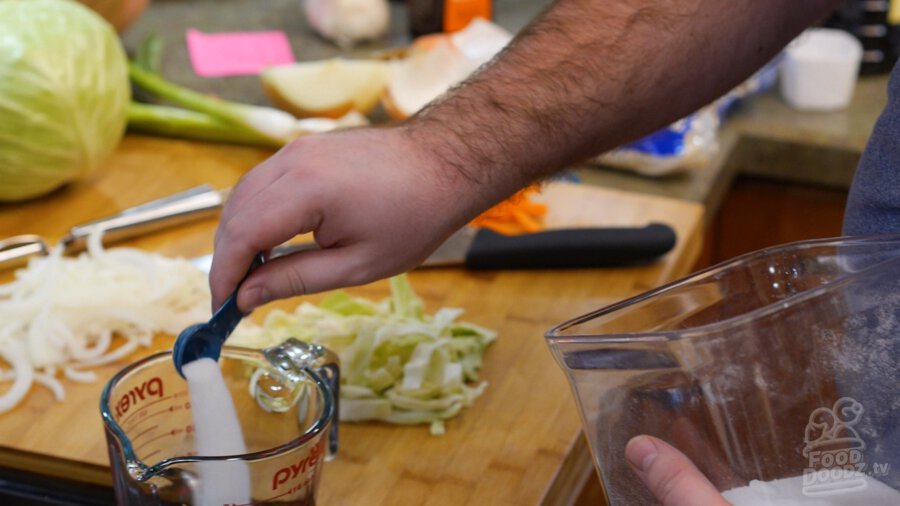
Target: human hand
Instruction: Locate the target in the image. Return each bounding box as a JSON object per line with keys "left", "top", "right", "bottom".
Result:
{"left": 209, "top": 126, "right": 486, "bottom": 312}
{"left": 626, "top": 435, "right": 730, "bottom": 506}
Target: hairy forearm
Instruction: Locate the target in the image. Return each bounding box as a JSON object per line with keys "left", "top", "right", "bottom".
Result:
{"left": 406, "top": 0, "right": 841, "bottom": 203}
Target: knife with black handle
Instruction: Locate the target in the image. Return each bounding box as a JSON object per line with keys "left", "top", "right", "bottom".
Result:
{"left": 462, "top": 223, "right": 676, "bottom": 269}
{"left": 191, "top": 223, "right": 678, "bottom": 273}
{"left": 423, "top": 223, "right": 678, "bottom": 269}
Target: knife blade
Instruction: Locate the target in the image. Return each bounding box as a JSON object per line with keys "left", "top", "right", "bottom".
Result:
{"left": 191, "top": 223, "right": 677, "bottom": 273}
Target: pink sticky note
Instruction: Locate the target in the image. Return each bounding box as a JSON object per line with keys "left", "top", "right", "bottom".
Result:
{"left": 186, "top": 29, "right": 295, "bottom": 77}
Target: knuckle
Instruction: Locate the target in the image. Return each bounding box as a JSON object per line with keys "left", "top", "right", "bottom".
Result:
{"left": 281, "top": 264, "right": 309, "bottom": 298}
{"left": 283, "top": 135, "right": 313, "bottom": 156}
{"left": 342, "top": 265, "right": 371, "bottom": 288}
{"left": 342, "top": 258, "right": 379, "bottom": 288}
{"left": 221, "top": 215, "right": 266, "bottom": 253}
{"left": 218, "top": 214, "right": 244, "bottom": 243}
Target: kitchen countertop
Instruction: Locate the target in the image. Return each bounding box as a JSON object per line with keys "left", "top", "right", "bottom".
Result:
{"left": 121, "top": 0, "right": 889, "bottom": 225}
{"left": 576, "top": 73, "right": 888, "bottom": 224}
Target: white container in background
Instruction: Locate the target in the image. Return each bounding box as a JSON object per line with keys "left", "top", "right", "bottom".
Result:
{"left": 779, "top": 28, "right": 863, "bottom": 111}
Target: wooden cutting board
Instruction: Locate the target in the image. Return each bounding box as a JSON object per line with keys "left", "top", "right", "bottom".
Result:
{"left": 0, "top": 135, "right": 703, "bottom": 505}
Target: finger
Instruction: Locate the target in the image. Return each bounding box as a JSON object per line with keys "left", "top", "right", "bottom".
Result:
{"left": 217, "top": 145, "right": 295, "bottom": 227}
{"left": 668, "top": 417, "right": 738, "bottom": 487}
{"left": 209, "top": 174, "right": 320, "bottom": 309}
{"left": 625, "top": 435, "right": 730, "bottom": 506}
{"left": 236, "top": 246, "right": 394, "bottom": 312}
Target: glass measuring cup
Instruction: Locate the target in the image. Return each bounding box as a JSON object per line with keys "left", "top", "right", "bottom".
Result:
{"left": 100, "top": 338, "right": 338, "bottom": 505}
{"left": 546, "top": 235, "right": 900, "bottom": 505}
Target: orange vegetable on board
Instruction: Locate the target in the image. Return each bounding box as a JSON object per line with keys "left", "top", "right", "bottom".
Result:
{"left": 469, "top": 185, "right": 548, "bottom": 235}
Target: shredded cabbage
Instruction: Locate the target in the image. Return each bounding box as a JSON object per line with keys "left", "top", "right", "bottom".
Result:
{"left": 231, "top": 274, "right": 496, "bottom": 435}
{"left": 0, "top": 232, "right": 210, "bottom": 413}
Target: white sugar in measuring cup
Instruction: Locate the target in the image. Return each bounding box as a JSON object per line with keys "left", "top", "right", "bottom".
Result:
{"left": 547, "top": 235, "right": 900, "bottom": 505}
{"left": 100, "top": 339, "right": 338, "bottom": 505}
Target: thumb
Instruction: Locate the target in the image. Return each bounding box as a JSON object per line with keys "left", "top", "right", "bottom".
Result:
{"left": 625, "top": 435, "right": 731, "bottom": 506}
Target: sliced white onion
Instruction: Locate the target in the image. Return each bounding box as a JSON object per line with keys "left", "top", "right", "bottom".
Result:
{"left": 0, "top": 340, "right": 35, "bottom": 413}
{"left": 0, "top": 228, "right": 210, "bottom": 413}
{"left": 63, "top": 367, "right": 97, "bottom": 383}
{"left": 75, "top": 335, "right": 140, "bottom": 367}
{"left": 34, "top": 373, "right": 65, "bottom": 401}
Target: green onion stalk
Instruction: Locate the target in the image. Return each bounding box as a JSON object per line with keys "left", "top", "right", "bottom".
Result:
{"left": 126, "top": 63, "right": 301, "bottom": 148}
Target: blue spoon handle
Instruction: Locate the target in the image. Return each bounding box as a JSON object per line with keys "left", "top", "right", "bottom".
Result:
{"left": 212, "top": 252, "right": 265, "bottom": 323}
{"left": 173, "top": 252, "right": 265, "bottom": 375}
{"left": 207, "top": 292, "right": 243, "bottom": 339}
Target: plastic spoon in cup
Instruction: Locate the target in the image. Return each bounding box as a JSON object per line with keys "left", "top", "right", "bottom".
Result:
{"left": 173, "top": 252, "right": 265, "bottom": 377}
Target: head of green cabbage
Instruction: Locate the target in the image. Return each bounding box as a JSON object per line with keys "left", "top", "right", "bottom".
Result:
{"left": 0, "top": 0, "right": 129, "bottom": 201}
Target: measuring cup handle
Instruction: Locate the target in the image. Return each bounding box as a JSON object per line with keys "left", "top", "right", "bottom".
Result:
{"left": 317, "top": 359, "right": 340, "bottom": 458}
{"left": 263, "top": 338, "right": 340, "bottom": 456}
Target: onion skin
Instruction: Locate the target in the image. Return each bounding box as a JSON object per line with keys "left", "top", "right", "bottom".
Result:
{"left": 76, "top": 0, "right": 149, "bottom": 33}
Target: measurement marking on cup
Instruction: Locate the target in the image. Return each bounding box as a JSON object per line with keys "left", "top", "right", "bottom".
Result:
{"left": 117, "top": 389, "right": 189, "bottom": 427}
{"left": 130, "top": 425, "right": 160, "bottom": 447}
{"left": 123, "top": 404, "right": 187, "bottom": 431}
{"left": 261, "top": 476, "right": 315, "bottom": 503}
{"left": 134, "top": 426, "right": 192, "bottom": 453}
{"left": 118, "top": 394, "right": 182, "bottom": 427}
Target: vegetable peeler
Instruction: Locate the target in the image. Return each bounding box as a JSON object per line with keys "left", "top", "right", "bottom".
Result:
{"left": 0, "top": 184, "right": 227, "bottom": 271}
{"left": 172, "top": 252, "right": 265, "bottom": 377}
